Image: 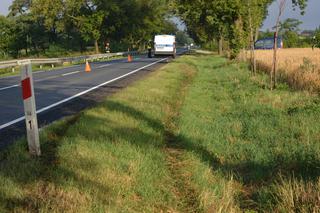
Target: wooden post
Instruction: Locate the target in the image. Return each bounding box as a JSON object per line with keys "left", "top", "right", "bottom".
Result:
{"left": 19, "top": 61, "right": 41, "bottom": 156}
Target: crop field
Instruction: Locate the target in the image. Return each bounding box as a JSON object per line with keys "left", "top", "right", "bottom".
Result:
{"left": 240, "top": 48, "right": 320, "bottom": 93}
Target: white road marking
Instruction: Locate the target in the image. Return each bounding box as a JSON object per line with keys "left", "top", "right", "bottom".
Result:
{"left": 0, "top": 84, "right": 19, "bottom": 91}
{"left": 0, "top": 65, "right": 82, "bottom": 80}
{"left": 35, "top": 76, "right": 58, "bottom": 82}
{"left": 97, "top": 64, "right": 111, "bottom": 68}
{"left": 62, "top": 71, "right": 81, "bottom": 76}
{"left": 0, "top": 58, "right": 168, "bottom": 131}
{"left": 0, "top": 70, "right": 81, "bottom": 91}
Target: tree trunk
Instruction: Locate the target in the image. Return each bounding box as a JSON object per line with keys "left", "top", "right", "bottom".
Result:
{"left": 271, "top": 31, "right": 278, "bottom": 90}
{"left": 253, "top": 28, "right": 259, "bottom": 73}
{"left": 271, "top": 0, "right": 286, "bottom": 90}
{"left": 218, "top": 36, "right": 223, "bottom": 55}
{"left": 248, "top": 3, "right": 256, "bottom": 74}
{"left": 94, "top": 40, "right": 99, "bottom": 54}
{"left": 250, "top": 36, "right": 254, "bottom": 74}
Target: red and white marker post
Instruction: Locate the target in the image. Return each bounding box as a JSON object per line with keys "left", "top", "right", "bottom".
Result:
{"left": 19, "top": 60, "right": 41, "bottom": 156}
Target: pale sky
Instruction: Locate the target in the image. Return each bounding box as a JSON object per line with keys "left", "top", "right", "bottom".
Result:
{"left": 1, "top": 0, "right": 319, "bottom": 30}
{"left": 263, "top": 0, "right": 320, "bottom": 30}
{"left": 0, "top": 0, "right": 11, "bottom": 16}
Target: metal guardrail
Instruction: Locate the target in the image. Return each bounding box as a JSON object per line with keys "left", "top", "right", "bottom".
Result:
{"left": 0, "top": 51, "right": 142, "bottom": 70}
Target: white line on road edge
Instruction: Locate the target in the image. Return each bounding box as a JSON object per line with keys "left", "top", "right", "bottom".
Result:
{"left": 62, "top": 71, "right": 81, "bottom": 76}
{"left": 0, "top": 84, "right": 19, "bottom": 91}
{"left": 0, "top": 58, "right": 168, "bottom": 131}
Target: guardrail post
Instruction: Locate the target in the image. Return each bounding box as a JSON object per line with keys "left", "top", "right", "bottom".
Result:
{"left": 12, "top": 67, "right": 15, "bottom": 73}
{"left": 19, "top": 61, "right": 41, "bottom": 156}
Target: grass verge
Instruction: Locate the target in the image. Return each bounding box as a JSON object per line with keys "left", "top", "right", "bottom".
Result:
{"left": 1, "top": 53, "right": 320, "bottom": 212}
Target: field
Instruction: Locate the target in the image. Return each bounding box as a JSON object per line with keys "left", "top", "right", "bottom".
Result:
{"left": 240, "top": 48, "right": 320, "bottom": 93}
{"left": 1, "top": 54, "right": 320, "bottom": 212}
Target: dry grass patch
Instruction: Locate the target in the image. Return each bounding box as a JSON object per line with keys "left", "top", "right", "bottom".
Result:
{"left": 240, "top": 48, "right": 320, "bottom": 92}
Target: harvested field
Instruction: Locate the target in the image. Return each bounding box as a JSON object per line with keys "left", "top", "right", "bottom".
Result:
{"left": 240, "top": 48, "right": 320, "bottom": 93}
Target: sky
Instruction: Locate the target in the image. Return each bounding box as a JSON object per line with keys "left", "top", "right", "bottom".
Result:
{"left": 0, "top": 0, "right": 12, "bottom": 16}
{"left": 0, "top": 0, "right": 319, "bottom": 30}
{"left": 262, "top": 0, "right": 320, "bottom": 30}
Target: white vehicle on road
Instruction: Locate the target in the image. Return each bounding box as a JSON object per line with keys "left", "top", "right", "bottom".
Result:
{"left": 154, "top": 35, "right": 176, "bottom": 58}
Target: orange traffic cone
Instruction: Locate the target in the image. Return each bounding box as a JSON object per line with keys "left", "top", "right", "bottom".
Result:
{"left": 128, "top": 54, "right": 132, "bottom": 62}
{"left": 85, "top": 60, "right": 91, "bottom": 72}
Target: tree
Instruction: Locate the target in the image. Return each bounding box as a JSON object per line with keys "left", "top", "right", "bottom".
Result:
{"left": 8, "top": 0, "right": 30, "bottom": 16}
{"left": 76, "top": 11, "right": 105, "bottom": 53}
{"left": 172, "top": 0, "right": 307, "bottom": 58}
{"left": 271, "top": 0, "right": 286, "bottom": 90}
{"left": 176, "top": 31, "right": 193, "bottom": 46}
{"left": 271, "top": 0, "right": 307, "bottom": 90}
{"left": 314, "top": 28, "right": 320, "bottom": 49}
{"left": 0, "top": 16, "right": 14, "bottom": 58}
{"left": 245, "top": 0, "right": 272, "bottom": 74}
{"left": 279, "top": 18, "right": 302, "bottom": 33}
{"left": 284, "top": 31, "right": 300, "bottom": 47}
{"left": 277, "top": 18, "right": 302, "bottom": 48}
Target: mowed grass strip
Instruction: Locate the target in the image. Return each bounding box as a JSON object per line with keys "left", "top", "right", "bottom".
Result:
{"left": 0, "top": 57, "right": 198, "bottom": 212}
{"left": 175, "top": 55, "right": 320, "bottom": 212}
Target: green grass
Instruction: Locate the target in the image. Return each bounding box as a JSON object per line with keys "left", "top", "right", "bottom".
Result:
{"left": 0, "top": 54, "right": 319, "bottom": 212}
{"left": 175, "top": 55, "right": 320, "bottom": 212}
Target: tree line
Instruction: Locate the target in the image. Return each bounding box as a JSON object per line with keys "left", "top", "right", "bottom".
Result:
{"left": 0, "top": 0, "right": 182, "bottom": 59}
{"left": 172, "top": 0, "right": 309, "bottom": 58}
{"left": 0, "top": 0, "right": 313, "bottom": 61}
{"left": 259, "top": 18, "right": 320, "bottom": 48}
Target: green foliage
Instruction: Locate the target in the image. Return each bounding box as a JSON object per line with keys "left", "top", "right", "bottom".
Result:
{"left": 279, "top": 18, "right": 302, "bottom": 33}
{"left": 259, "top": 29, "right": 275, "bottom": 39}
{"left": 314, "top": 28, "right": 320, "bottom": 48}
{"left": 44, "top": 44, "right": 67, "bottom": 58}
{"left": 0, "top": 0, "right": 310, "bottom": 58}
{"left": 175, "top": 31, "right": 193, "bottom": 45}
{"left": 0, "top": 16, "right": 13, "bottom": 59}
{"left": 0, "top": 0, "right": 176, "bottom": 58}
{"left": 283, "top": 31, "right": 300, "bottom": 48}
{"left": 173, "top": 0, "right": 308, "bottom": 57}
{"left": 277, "top": 18, "right": 303, "bottom": 48}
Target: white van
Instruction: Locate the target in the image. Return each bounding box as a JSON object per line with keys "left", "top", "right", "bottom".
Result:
{"left": 154, "top": 35, "right": 176, "bottom": 58}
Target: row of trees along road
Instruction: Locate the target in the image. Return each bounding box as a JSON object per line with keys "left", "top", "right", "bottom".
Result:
{"left": 0, "top": 0, "right": 184, "bottom": 59}
{"left": 0, "top": 0, "right": 311, "bottom": 79}
{"left": 173, "top": 0, "right": 307, "bottom": 89}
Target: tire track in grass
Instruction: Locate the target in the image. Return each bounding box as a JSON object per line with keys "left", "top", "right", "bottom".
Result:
{"left": 163, "top": 63, "right": 201, "bottom": 212}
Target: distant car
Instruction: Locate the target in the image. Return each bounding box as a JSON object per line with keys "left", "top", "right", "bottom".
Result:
{"left": 255, "top": 37, "right": 283, "bottom": 50}
{"left": 154, "top": 35, "right": 176, "bottom": 58}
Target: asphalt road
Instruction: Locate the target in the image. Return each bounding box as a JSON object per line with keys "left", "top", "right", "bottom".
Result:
{"left": 0, "top": 52, "right": 181, "bottom": 148}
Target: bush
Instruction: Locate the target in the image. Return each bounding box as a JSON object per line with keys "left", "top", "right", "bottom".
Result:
{"left": 314, "top": 31, "right": 320, "bottom": 48}
{"left": 45, "top": 44, "right": 68, "bottom": 58}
